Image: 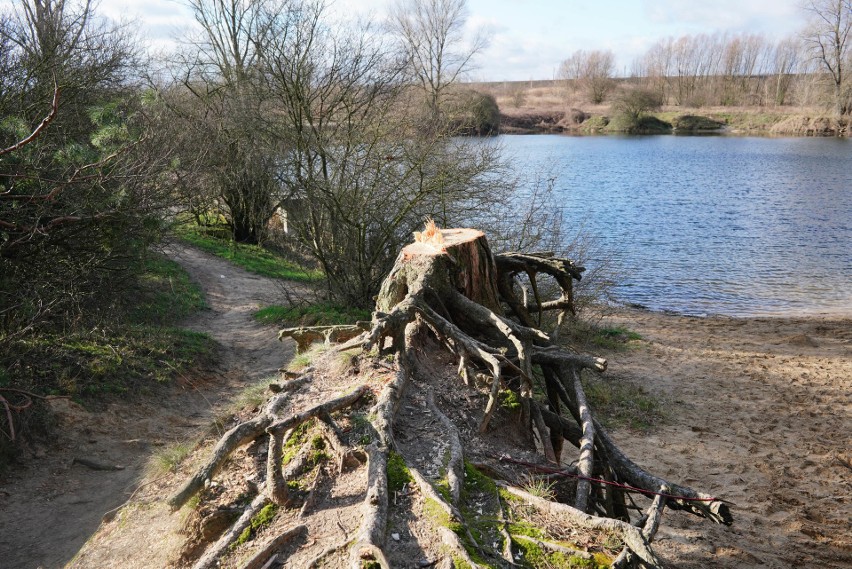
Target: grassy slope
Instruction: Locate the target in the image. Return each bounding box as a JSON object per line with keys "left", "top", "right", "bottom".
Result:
{"left": 176, "top": 225, "right": 322, "bottom": 282}
{"left": 0, "top": 254, "right": 213, "bottom": 400}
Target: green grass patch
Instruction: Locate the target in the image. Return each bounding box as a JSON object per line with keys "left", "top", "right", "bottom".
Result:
{"left": 589, "top": 326, "right": 642, "bottom": 350}
{"left": 175, "top": 225, "right": 322, "bottom": 282}
{"left": 0, "top": 255, "right": 213, "bottom": 460}
{"left": 285, "top": 343, "right": 330, "bottom": 373}
{"left": 129, "top": 254, "right": 207, "bottom": 325}
{"left": 0, "top": 253, "right": 215, "bottom": 398}
{"left": 254, "top": 302, "right": 371, "bottom": 326}
{"left": 1, "top": 325, "right": 214, "bottom": 399}
{"left": 150, "top": 441, "right": 194, "bottom": 475}
{"left": 582, "top": 372, "right": 665, "bottom": 431}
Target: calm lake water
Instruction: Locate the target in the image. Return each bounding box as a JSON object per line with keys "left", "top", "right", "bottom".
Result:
{"left": 500, "top": 134, "right": 852, "bottom": 317}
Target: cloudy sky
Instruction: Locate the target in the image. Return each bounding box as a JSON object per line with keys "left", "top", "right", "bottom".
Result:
{"left": 4, "top": 0, "right": 808, "bottom": 81}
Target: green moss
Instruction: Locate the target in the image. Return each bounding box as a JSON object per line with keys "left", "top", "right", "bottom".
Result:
{"left": 463, "top": 462, "right": 497, "bottom": 496}
{"left": 234, "top": 503, "right": 278, "bottom": 546}
{"left": 508, "top": 522, "right": 547, "bottom": 540}
{"left": 308, "top": 449, "right": 331, "bottom": 466}
{"left": 500, "top": 389, "right": 521, "bottom": 412}
{"left": 281, "top": 420, "right": 313, "bottom": 465}
{"left": 514, "top": 538, "right": 609, "bottom": 568}
{"left": 434, "top": 477, "right": 452, "bottom": 503}
{"left": 387, "top": 451, "right": 413, "bottom": 493}
{"left": 450, "top": 557, "right": 475, "bottom": 569}
{"left": 422, "top": 497, "right": 447, "bottom": 524}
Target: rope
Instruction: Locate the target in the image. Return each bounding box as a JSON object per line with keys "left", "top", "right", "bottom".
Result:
{"left": 493, "top": 453, "right": 731, "bottom": 504}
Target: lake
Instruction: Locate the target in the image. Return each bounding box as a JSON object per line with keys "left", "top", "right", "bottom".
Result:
{"left": 499, "top": 134, "right": 852, "bottom": 317}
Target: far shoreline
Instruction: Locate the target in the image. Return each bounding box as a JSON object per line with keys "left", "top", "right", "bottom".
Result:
{"left": 463, "top": 79, "right": 850, "bottom": 137}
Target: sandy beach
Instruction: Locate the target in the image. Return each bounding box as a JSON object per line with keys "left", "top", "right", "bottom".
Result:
{"left": 597, "top": 307, "right": 852, "bottom": 568}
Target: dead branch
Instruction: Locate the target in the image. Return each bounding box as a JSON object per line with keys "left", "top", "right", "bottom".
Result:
{"left": 571, "top": 367, "right": 596, "bottom": 513}
{"left": 0, "top": 85, "right": 60, "bottom": 157}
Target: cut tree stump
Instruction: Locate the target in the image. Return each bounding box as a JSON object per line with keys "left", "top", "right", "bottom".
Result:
{"left": 173, "top": 222, "right": 732, "bottom": 569}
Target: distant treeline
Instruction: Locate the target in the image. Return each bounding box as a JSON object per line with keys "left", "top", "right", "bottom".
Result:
{"left": 629, "top": 33, "right": 834, "bottom": 109}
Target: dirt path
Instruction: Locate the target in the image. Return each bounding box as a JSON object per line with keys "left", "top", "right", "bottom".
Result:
{"left": 0, "top": 244, "right": 298, "bottom": 569}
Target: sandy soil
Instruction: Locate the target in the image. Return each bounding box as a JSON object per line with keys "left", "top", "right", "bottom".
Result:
{"left": 598, "top": 308, "right": 852, "bottom": 568}
{"left": 2, "top": 242, "right": 849, "bottom": 568}
{"left": 0, "top": 244, "right": 298, "bottom": 569}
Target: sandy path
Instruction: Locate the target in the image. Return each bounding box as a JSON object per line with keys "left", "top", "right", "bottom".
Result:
{"left": 601, "top": 309, "right": 852, "bottom": 568}
{"left": 0, "top": 244, "right": 297, "bottom": 569}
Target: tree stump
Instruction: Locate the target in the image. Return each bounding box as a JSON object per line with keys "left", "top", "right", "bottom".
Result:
{"left": 171, "top": 223, "right": 732, "bottom": 569}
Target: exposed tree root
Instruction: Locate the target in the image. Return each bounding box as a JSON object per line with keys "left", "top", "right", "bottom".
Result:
{"left": 426, "top": 387, "right": 464, "bottom": 506}
{"left": 169, "top": 380, "right": 366, "bottom": 510}
{"left": 172, "top": 225, "right": 733, "bottom": 568}
{"left": 192, "top": 493, "right": 270, "bottom": 569}
{"left": 408, "top": 465, "right": 486, "bottom": 568}
{"left": 349, "top": 442, "right": 390, "bottom": 568}
{"left": 238, "top": 524, "right": 306, "bottom": 569}
{"left": 499, "top": 483, "right": 660, "bottom": 567}
{"left": 279, "top": 323, "right": 370, "bottom": 353}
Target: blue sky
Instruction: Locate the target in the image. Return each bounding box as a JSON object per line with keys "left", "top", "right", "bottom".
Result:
{"left": 3, "top": 0, "right": 807, "bottom": 81}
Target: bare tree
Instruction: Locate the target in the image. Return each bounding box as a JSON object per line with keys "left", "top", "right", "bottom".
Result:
{"left": 635, "top": 38, "right": 674, "bottom": 104}
{"left": 559, "top": 49, "right": 615, "bottom": 104}
{"left": 388, "top": 0, "right": 487, "bottom": 120}
{"left": 257, "top": 0, "right": 504, "bottom": 306}
{"left": 160, "top": 0, "right": 285, "bottom": 243}
{"left": 803, "top": 0, "right": 852, "bottom": 118}
{"left": 770, "top": 35, "right": 805, "bottom": 106}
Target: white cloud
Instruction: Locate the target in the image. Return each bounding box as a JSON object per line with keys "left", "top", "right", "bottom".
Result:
{"left": 643, "top": 0, "right": 800, "bottom": 34}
